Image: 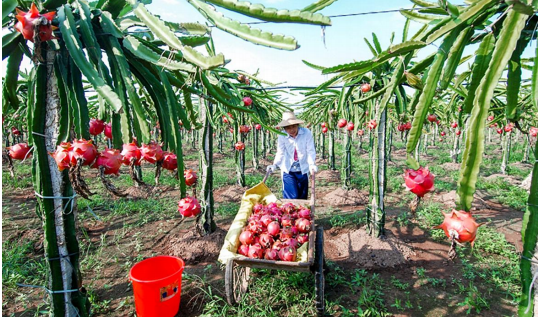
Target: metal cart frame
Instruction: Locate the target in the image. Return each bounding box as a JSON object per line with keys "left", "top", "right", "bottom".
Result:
{"left": 224, "top": 172, "right": 325, "bottom": 316}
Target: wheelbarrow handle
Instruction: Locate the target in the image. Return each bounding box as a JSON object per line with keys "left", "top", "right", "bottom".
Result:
{"left": 262, "top": 170, "right": 271, "bottom": 184}
{"left": 310, "top": 172, "right": 316, "bottom": 211}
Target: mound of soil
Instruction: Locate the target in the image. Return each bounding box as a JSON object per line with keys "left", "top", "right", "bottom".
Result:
{"left": 164, "top": 227, "right": 228, "bottom": 264}
{"left": 321, "top": 187, "right": 367, "bottom": 206}
{"left": 441, "top": 162, "right": 460, "bottom": 171}
{"left": 213, "top": 185, "right": 248, "bottom": 203}
{"left": 433, "top": 190, "right": 490, "bottom": 210}
{"left": 485, "top": 173, "right": 521, "bottom": 186}
{"left": 316, "top": 170, "right": 340, "bottom": 182}
{"left": 324, "top": 227, "right": 415, "bottom": 268}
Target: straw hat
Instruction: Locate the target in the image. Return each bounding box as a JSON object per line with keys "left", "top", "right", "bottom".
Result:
{"left": 277, "top": 111, "right": 305, "bottom": 127}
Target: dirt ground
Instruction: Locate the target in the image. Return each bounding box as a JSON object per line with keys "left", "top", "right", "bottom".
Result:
{"left": 1, "top": 144, "right": 527, "bottom": 317}
{"left": 2, "top": 180, "right": 524, "bottom": 317}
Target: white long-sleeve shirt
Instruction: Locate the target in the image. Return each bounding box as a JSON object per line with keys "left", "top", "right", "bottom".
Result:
{"left": 273, "top": 127, "right": 317, "bottom": 175}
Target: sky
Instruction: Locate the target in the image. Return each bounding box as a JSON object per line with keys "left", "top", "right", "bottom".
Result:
{"left": 147, "top": 0, "right": 428, "bottom": 88}
{"left": 139, "top": 0, "right": 537, "bottom": 104}
{"left": 2, "top": 0, "right": 536, "bottom": 105}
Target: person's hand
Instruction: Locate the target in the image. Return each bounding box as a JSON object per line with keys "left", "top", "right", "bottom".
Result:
{"left": 267, "top": 165, "right": 277, "bottom": 174}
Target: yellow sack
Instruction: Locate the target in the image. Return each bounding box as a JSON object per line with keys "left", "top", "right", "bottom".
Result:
{"left": 218, "top": 182, "right": 309, "bottom": 264}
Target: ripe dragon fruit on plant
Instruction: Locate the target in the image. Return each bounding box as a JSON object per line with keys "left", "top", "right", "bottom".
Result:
{"left": 403, "top": 166, "right": 435, "bottom": 197}
{"left": 15, "top": 3, "right": 56, "bottom": 42}
{"left": 243, "top": 97, "right": 253, "bottom": 106}
{"left": 71, "top": 139, "right": 98, "bottom": 166}
{"left": 140, "top": 141, "right": 164, "bottom": 164}
{"left": 89, "top": 118, "right": 105, "bottom": 136}
{"left": 104, "top": 122, "right": 113, "bottom": 139}
{"left": 337, "top": 119, "right": 347, "bottom": 128}
{"left": 234, "top": 141, "right": 245, "bottom": 151}
{"left": 51, "top": 142, "right": 76, "bottom": 171}
{"left": 434, "top": 209, "right": 483, "bottom": 247}
{"left": 162, "top": 152, "right": 178, "bottom": 171}
{"left": 184, "top": 169, "right": 197, "bottom": 186}
{"left": 121, "top": 141, "right": 142, "bottom": 166}
{"left": 7, "top": 143, "right": 32, "bottom": 160}
{"left": 93, "top": 148, "right": 123, "bottom": 175}
{"left": 178, "top": 196, "right": 201, "bottom": 218}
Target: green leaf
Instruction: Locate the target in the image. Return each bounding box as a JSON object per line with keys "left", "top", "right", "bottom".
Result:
{"left": 402, "top": 16, "right": 410, "bottom": 42}
{"left": 203, "top": 0, "right": 331, "bottom": 25}
{"left": 100, "top": 11, "right": 124, "bottom": 37}
{"left": 372, "top": 33, "right": 382, "bottom": 54}
{"left": 508, "top": 0, "right": 535, "bottom": 15}
{"left": 101, "top": 0, "right": 127, "bottom": 18}
{"left": 532, "top": 43, "right": 538, "bottom": 110}
{"left": 58, "top": 5, "right": 123, "bottom": 112}
{"left": 456, "top": 6, "right": 529, "bottom": 211}
{"left": 187, "top": 0, "right": 299, "bottom": 51}
{"left": 406, "top": 52, "right": 436, "bottom": 75}
{"left": 400, "top": 9, "right": 442, "bottom": 24}
{"left": 454, "top": 70, "right": 470, "bottom": 87}
{"left": 2, "top": 0, "right": 17, "bottom": 20}
{"left": 76, "top": 0, "right": 103, "bottom": 65}
{"left": 373, "top": 41, "right": 427, "bottom": 63}
{"left": 200, "top": 71, "right": 254, "bottom": 113}
{"left": 364, "top": 38, "right": 378, "bottom": 57}
{"left": 70, "top": 59, "right": 91, "bottom": 140}
{"left": 127, "top": 0, "right": 225, "bottom": 69}
{"left": 302, "top": 59, "right": 326, "bottom": 71}
{"left": 322, "top": 60, "right": 376, "bottom": 75}
{"left": 236, "top": 70, "right": 280, "bottom": 86}
{"left": 4, "top": 46, "right": 23, "bottom": 110}
{"left": 302, "top": 0, "right": 338, "bottom": 12}
{"left": 103, "top": 35, "right": 151, "bottom": 143}
{"left": 439, "top": 27, "right": 473, "bottom": 90}
{"left": 175, "top": 22, "right": 211, "bottom": 35}
{"left": 506, "top": 18, "right": 533, "bottom": 121}
{"left": 406, "top": 29, "right": 460, "bottom": 157}
{"left": 353, "top": 86, "right": 388, "bottom": 104}
{"left": 123, "top": 35, "right": 196, "bottom": 72}
{"left": 304, "top": 73, "right": 343, "bottom": 95}
{"left": 2, "top": 31, "right": 22, "bottom": 60}
{"left": 462, "top": 33, "right": 494, "bottom": 113}
{"left": 426, "top": 0, "right": 497, "bottom": 43}
{"left": 410, "top": 0, "right": 438, "bottom": 7}
{"left": 518, "top": 145, "right": 537, "bottom": 316}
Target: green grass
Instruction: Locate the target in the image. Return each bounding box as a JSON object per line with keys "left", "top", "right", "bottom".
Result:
{"left": 476, "top": 177, "right": 528, "bottom": 211}
{"left": 215, "top": 202, "right": 240, "bottom": 216}
{"left": 2, "top": 240, "right": 48, "bottom": 293}
{"left": 2, "top": 162, "right": 33, "bottom": 190}
{"left": 194, "top": 269, "right": 320, "bottom": 316}
{"left": 1, "top": 131, "right": 532, "bottom": 317}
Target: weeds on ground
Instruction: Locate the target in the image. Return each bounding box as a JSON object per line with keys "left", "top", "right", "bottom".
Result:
{"left": 476, "top": 177, "right": 528, "bottom": 211}
{"left": 2, "top": 162, "right": 33, "bottom": 190}
{"left": 196, "top": 269, "right": 319, "bottom": 316}
{"left": 2, "top": 240, "right": 47, "bottom": 291}
{"left": 216, "top": 202, "right": 240, "bottom": 216}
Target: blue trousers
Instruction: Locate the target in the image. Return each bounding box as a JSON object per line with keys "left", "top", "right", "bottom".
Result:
{"left": 282, "top": 171, "right": 309, "bottom": 199}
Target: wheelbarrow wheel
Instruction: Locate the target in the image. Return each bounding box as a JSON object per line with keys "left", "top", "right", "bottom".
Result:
{"left": 225, "top": 259, "right": 250, "bottom": 305}
{"left": 314, "top": 225, "right": 325, "bottom": 316}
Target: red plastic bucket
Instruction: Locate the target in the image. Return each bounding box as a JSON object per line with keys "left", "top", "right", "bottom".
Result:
{"left": 129, "top": 255, "right": 185, "bottom": 317}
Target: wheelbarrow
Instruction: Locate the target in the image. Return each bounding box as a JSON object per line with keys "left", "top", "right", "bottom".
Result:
{"left": 220, "top": 171, "right": 326, "bottom": 316}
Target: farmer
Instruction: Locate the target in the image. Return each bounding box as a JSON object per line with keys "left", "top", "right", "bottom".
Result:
{"left": 267, "top": 111, "right": 317, "bottom": 199}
